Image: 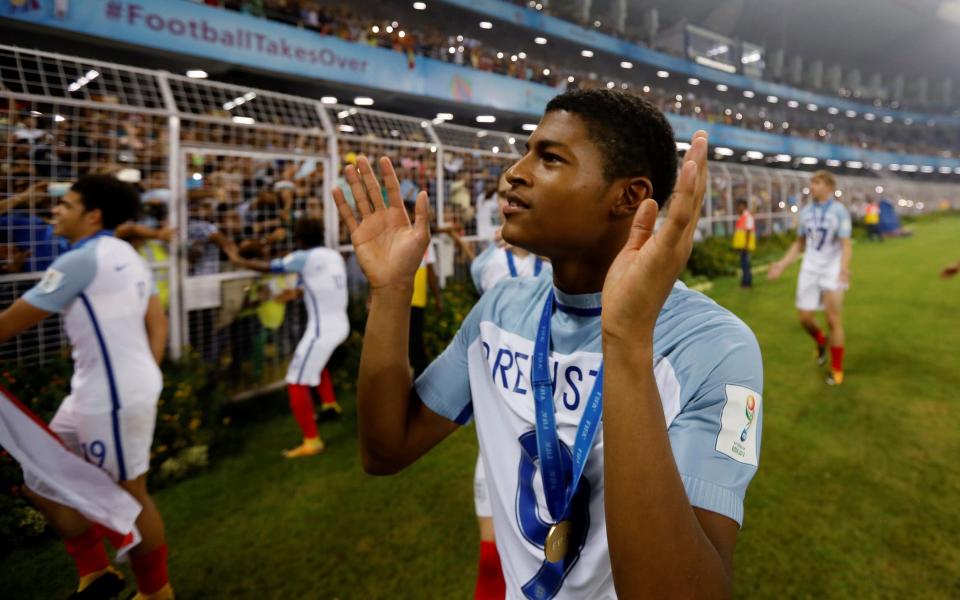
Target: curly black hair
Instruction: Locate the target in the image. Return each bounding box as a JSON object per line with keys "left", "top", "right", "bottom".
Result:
{"left": 70, "top": 174, "right": 141, "bottom": 229}
{"left": 545, "top": 89, "right": 678, "bottom": 207}
{"left": 295, "top": 217, "right": 325, "bottom": 248}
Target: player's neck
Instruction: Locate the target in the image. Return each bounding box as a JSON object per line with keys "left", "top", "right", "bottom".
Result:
{"left": 508, "top": 246, "right": 530, "bottom": 259}
{"left": 814, "top": 195, "right": 831, "bottom": 204}
{"left": 68, "top": 225, "right": 103, "bottom": 245}
{"left": 550, "top": 254, "right": 616, "bottom": 295}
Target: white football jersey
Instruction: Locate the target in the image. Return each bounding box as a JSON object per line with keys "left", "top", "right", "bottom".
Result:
{"left": 270, "top": 248, "right": 350, "bottom": 385}
{"left": 270, "top": 247, "right": 349, "bottom": 337}
{"left": 797, "top": 200, "right": 852, "bottom": 272}
{"left": 24, "top": 233, "right": 163, "bottom": 415}
{"left": 470, "top": 245, "right": 552, "bottom": 295}
{"left": 416, "top": 277, "right": 763, "bottom": 599}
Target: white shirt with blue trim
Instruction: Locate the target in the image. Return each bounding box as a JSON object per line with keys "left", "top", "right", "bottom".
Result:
{"left": 23, "top": 234, "right": 163, "bottom": 413}
{"left": 470, "top": 246, "right": 553, "bottom": 295}
{"left": 269, "top": 247, "right": 349, "bottom": 340}
{"left": 415, "top": 276, "right": 763, "bottom": 599}
{"left": 797, "top": 200, "right": 852, "bottom": 273}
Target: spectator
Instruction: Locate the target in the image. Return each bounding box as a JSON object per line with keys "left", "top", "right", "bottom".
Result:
{"left": 732, "top": 200, "right": 756, "bottom": 288}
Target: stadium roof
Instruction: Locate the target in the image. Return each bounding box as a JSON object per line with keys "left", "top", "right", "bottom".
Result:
{"left": 617, "top": 0, "right": 959, "bottom": 86}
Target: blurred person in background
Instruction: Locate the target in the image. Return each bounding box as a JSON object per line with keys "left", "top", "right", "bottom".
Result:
{"left": 768, "top": 170, "right": 852, "bottom": 385}
{"left": 227, "top": 218, "right": 349, "bottom": 458}
{"left": 404, "top": 199, "right": 442, "bottom": 378}
{"left": 399, "top": 167, "right": 420, "bottom": 205}
{"left": 864, "top": 198, "right": 882, "bottom": 242}
{"left": 0, "top": 181, "right": 61, "bottom": 272}
{"left": 732, "top": 200, "right": 755, "bottom": 288}
{"left": 475, "top": 178, "right": 502, "bottom": 242}
{"left": 187, "top": 191, "right": 238, "bottom": 276}
{"left": 243, "top": 188, "right": 288, "bottom": 244}
{"left": 116, "top": 195, "right": 175, "bottom": 311}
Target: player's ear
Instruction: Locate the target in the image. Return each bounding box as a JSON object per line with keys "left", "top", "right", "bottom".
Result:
{"left": 611, "top": 176, "right": 653, "bottom": 218}
{"left": 85, "top": 207, "right": 104, "bottom": 228}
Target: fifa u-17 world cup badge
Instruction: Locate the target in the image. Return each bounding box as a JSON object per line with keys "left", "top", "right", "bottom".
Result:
{"left": 716, "top": 384, "right": 761, "bottom": 466}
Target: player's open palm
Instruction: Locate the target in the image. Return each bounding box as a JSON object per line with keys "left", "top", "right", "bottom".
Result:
{"left": 601, "top": 132, "right": 709, "bottom": 340}
{"left": 333, "top": 156, "right": 431, "bottom": 290}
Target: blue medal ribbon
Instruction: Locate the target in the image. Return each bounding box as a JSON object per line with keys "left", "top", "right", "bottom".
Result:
{"left": 530, "top": 291, "right": 604, "bottom": 523}
{"left": 814, "top": 199, "right": 832, "bottom": 229}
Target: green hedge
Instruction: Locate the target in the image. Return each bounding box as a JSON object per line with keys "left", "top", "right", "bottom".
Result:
{"left": 684, "top": 232, "right": 794, "bottom": 280}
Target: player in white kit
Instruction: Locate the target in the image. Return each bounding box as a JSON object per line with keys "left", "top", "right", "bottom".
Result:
{"left": 336, "top": 89, "right": 762, "bottom": 599}
{"left": 0, "top": 175, "right": 172, "bottom": 599}
{"left": 228, "top": 218, "right": 349, "bottom": 458}
{"left": 469, "top": 172, "right": 553, "bottom": 599}
{"left": 768, "top": 170, "right": 852, "bottom": 385}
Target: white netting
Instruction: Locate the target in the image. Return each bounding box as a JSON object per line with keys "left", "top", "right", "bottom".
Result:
{"left": 0, "top": 46, "right": 165, "bottom": 109}
{"left": 167, "top": 76, "right": 327, "bottom": 131}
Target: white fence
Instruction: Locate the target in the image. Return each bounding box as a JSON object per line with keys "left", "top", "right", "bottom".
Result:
{"left": 2, "top": 44, "right": 958, "bottom": 381}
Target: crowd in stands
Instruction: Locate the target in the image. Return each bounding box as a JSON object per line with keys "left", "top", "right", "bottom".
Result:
{"left": 194, "top": 0, "right": 959, "bottom": 157}
{"left": 0, "top": 105, "right": 325, "bottom": 276}
{"left": 0, "top": 94, "right": 486, "bottom": 277}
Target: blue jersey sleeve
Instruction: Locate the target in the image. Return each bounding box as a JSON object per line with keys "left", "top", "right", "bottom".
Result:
{"left": 470, "top": 245, "right": 497, "bottom": 294}
{"left": 414, "top": 298, "right": 484, "bottom": 425}
{"left": 835, "top": 204, "right": 852, "bottom": 239}
{"left": 270, "top": 250, "right": 310, "bottom": 274}
{"left": 22, "top": 244, "right": 98, "bottom": 313}
{"left": 667, "top": 326, "right": 763, "bottom": 527}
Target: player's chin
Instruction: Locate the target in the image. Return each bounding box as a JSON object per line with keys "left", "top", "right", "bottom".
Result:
{"left": 501, "top": 218, "right": 529, "bottom": 246}
{"left": 502, "top": 220, "right": 546, "bottom": 255}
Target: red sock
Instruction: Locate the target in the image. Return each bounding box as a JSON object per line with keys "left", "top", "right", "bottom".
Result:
{"left": 94, "top": 524, "right": 134, "bottom": 551}
{"left": 130, "top": 543, "right": 169, "bottom": 594}
{"left": 287, "top": 384, "right": 318, "bottom": 439}
{"left": 474, "top": 540, "right": 506, "bottom": 600}
{"left": 64, "top": 526, "right": 110, "bottom": 577}
{"left": 831, "top": 346, "right": 845, "bottom": 372}
{"left": 317, "top": 368, "right": 337, "bottom": 407}
{"left": 809, "top": 328, "right": 827, "bottom": 347}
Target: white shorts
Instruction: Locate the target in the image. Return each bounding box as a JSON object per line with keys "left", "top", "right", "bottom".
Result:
{"left": 474, "top": 454, "right": 492, "bottom": 518}
{"left": 796, "top": 266, "right": 847, "bottom": 311}
{"left": 50, "top": 395, "right": 157, "bottom": 482}
{"left": 285, "top": 319, "right": 350, "bottom": 386}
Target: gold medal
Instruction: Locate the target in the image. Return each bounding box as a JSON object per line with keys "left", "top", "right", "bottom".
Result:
{"left": 544, "top": 520, "right": 572, "bottom": 563}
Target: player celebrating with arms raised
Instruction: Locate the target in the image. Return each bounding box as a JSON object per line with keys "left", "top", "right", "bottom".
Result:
{"left": 768, "top": 170, "right": 852, "bottom": 385}
{"left": 337, "top": 90, "right": 763, "bottom": 599}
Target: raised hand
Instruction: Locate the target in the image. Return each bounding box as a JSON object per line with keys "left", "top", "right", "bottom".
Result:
{"left": 600, "top": 131, "right": 709, "bottom": 342}
{"left": 333, "top": 156, "right": 431, "bottom": 291}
